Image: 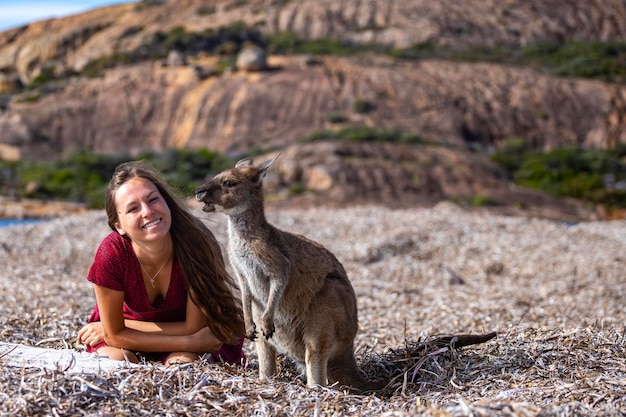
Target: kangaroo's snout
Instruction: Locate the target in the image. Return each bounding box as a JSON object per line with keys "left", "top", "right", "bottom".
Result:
{"left": 195, "top": 187, "right": 207, "bottom": 202}
{"left": 195, "top": 183, "right": 217, "bottom": 212}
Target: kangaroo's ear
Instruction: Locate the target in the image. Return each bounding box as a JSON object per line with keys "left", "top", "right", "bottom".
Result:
{"left": 256, "top": 153, "right": 281, "bottom": 185}
{"left": 257, "top": 153, "right": 280, "bottom": 171}
{"left": 235, "top": 157, "right": 254, "bottom": 168}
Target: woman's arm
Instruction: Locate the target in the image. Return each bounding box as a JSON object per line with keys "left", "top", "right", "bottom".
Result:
{"left": 92, "top": 284, "right": 222, "bottom": 353}
{"left": 122, "top": 292, "right": 208, "bottom": 335}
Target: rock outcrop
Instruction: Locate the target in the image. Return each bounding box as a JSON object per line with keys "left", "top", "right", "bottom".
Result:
{"left": 2, "top": 0, "right": 625, "bottom": 84}
{"left": 1, "top": 0, "right": 625, "bottom": 157}
{"left": 0, "top": 0, "right": 624, "bottom": 219}
{"left": 3, "top": 55, "right": 625, "bottom": 160}
{"left": 259, "top": 141, "right": 595, "bottom": 222}
{"left": 236, "top": 44, "right": 267, "bottom": 71}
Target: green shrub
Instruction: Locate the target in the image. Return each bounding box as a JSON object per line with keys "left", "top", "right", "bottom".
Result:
{"left": 470, "top": 195, "right": 497, "bottom": 207}
{"left": 225, "top": 0, "right": 249, "bottom": 10}
{"left": 77, "top": 22, "right": 264, "bottom": 78}
{"left": 82, "top": 53, "right": 135, "bottom": 77}
{"left": 15, "top": 92, "right": 41, "bottom": 103}
{"left": 150, "top": 22, "right": 262, "bottom": 57}
{"left": 325, "top": 113, "right": 348, "bottom": 124}
{"left": 135, "top": 148, "right": 237, "bottom": 196}
{"left": 121, "top": 26, "right": 143, "bottom": 38}
{"left": 15, "top": 151, "right": 125, "bottom": 206}
{"left": 303, "top": 130, "right": 334, "bottom": 142}
{"left": 353, "top": 98, "right": 374, "bottom": 114}
{"left": 489, "top": 136, "right": 528, "bottom": 173}
{"left": 196, "top": 6, "right": 216, "bottom": 16}
{"left": 289, "top": 184, "right": 307, "bottom": 196}
{"left": 2, "top": 149, "right": 237, "bottom": 209}
{"left": 392, "top": 40, "right": 626, "bottom": 83}
{"left": 521, "top": 41, "right": 626, "bottom": 82}
{"left": 85, "top": 183, "right": 109, "bottom": 209}
{"left": 28, "top": 66, "right": 56, "bottom": 88}
{"left": 135, "top": 0, "right": 165, "bottom": 10}
{"left": 304, "top": 126, "right": 424, "bottom": 145}
{"left": 266, "top": 31, "right": 367, "bottom": 56}
{"left": 492, "top": 144, "right": 626, "bottom": 208}
{"left": 451, "top": 45, "right": 512, "bottom": 63}
{"left": 266, "top": 31, "right": 302, "bottom": 55}
{"left": 163, "top": 26, "right": 193, "bottom": 51}
{"left": 389, "top": 42, "right": 437, "bottom": 60}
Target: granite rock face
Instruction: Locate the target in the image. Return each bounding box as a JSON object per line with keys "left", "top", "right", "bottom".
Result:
{"left": 0, "top": 0, "right": 624, "bottom": 219}
{"left": 2, "top": 0, "right": 625, "bottom": 83}
{"left": 4, "top": 56, "right": 625, "bottom": 159}
{"left": 0, "top": 0, "right": 624, "bottom": 157}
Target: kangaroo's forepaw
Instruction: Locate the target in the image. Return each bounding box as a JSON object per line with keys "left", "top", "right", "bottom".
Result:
{"left": 245, "top": 325, "right": 258, "bottom": 341}
{"left": 260, "top": 314, "right": 275, "bottom": 339}
{"left": 261, "top": 323, "right": 275, "bottom": 339}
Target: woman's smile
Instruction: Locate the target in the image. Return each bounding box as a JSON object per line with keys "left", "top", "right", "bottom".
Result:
{"left": 143, "top": 218, "right": 162, "bottom": 230}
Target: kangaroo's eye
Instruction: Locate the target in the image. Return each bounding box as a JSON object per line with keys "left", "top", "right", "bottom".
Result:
{"left": 223, "top": 180, "right": 237, "bottom": 187}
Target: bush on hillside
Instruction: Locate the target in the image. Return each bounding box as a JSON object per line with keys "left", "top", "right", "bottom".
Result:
{"left": 492, "top": 143, "right": 626, "bottom": 208}
{"left": 305, "top": 126, "right": 424, "bottom": 145}
{"left": 393, "top": 40, "right": 626, "bottom": 83}
{"left": 0, "top": 149, "right": 236, "bottom": 209}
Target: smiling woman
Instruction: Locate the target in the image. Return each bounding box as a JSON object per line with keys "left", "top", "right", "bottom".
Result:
{"left": 76, "top": 160, "right": 246, "bottom": 366}
{"left": 0, "top": 0, "right": 133, "bottom": 32}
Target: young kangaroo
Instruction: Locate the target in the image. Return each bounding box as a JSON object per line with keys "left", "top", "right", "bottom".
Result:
{"left": 195, "top": 155, "right": 496, "bottom": 391}
{"left": 195, "top": 154, "right": 382, "bottom": 390}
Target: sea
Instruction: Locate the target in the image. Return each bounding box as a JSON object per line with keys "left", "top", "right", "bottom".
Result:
{"left": 0, "top": 218, "right": 48, "bottom": 228}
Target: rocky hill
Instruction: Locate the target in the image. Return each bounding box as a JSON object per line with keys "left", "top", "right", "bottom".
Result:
{"left": 1, "top": 0, "right": 626, "bottom": 220}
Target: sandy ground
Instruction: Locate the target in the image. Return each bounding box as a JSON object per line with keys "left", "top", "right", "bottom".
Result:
{"left": 0, "top": 203, "right": 624, "bottom": 415}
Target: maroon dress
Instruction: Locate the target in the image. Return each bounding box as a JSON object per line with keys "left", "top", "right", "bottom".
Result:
{"left": 86, "top": 232, "right": 244, "bottom": 364}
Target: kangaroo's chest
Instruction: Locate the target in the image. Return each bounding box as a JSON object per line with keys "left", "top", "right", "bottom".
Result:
{"left": 228, "top": 238, "right": 273, "bottom": 301}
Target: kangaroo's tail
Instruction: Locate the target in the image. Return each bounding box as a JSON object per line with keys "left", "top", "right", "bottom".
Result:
{"left": 432, "top": 331, "right": 497, "bottom": 348}
{"left": 348, "top": 332, "right": 497, "bottom": 393}
{"left": 329, "top": 332, "right": 497, "bottom": 394}
{"left": 328, "top": 349, "right": 387, "bottom": 393}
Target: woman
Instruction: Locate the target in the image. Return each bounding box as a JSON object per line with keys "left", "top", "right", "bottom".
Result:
{"left": 77, "top": 161, "right": 245, "bottom": 365}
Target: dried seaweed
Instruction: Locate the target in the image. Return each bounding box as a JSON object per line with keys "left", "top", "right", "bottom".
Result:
{"left": 1, "top": 205, "right": 625, "bottom": 416}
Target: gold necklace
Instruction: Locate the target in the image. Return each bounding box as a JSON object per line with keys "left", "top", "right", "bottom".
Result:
{"left": 137, "top": 253, "right": 171, "bottom": 288}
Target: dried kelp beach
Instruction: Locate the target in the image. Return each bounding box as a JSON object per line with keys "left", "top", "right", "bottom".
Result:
{"left": 0, "top": 203, "right": 625, "bottom": 416}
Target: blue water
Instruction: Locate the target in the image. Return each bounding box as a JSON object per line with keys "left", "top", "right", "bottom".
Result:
{"left": 0, "top": 218, "right": 48, "bottom": 228}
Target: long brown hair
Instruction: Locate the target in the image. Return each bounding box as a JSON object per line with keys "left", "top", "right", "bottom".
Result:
{"left": 105, "top": 160, "right": 245, "bottom": 342}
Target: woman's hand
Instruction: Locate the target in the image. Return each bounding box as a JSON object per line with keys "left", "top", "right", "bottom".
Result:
{"left": 77, "top": 317, "right": 227, "bottom": 354}
{"left": 189, "top": 326, "right": 223, "bottom": 353}
{"left": 77, "top": 322, "right": 105, "bottom": 347}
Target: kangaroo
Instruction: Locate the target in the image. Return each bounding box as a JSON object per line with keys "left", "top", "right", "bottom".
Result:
{"left": 195, "top": 154, "right": 496, "bottom": 391}
{"left": 195, "top": 154, "right": 383, "bottom": 390}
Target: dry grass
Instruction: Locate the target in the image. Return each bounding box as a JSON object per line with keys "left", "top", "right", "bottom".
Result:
{"left": 0, "top": 203, "right": 624, "bottom": 416}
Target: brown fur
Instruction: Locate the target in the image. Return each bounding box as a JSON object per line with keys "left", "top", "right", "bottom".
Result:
{"left": 195, "top": 154, "right": 382, "bottom": 390}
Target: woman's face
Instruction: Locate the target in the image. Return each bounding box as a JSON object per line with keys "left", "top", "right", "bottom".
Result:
{"left": 113, "top": 177, "right": 172, "bottom": 244}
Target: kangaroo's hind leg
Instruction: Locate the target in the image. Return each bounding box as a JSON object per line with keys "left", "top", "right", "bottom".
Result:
{"left": 253, "top": 299, "right": 278, "bottom": 379}
{"left": 257, "top": 337, "right": 278, "bottom": 379}
{"left": 303, "top": 325, "right": 335, "bottom": 387}
{"left": 305, "top": 344, "right": 330, "bottom": 387}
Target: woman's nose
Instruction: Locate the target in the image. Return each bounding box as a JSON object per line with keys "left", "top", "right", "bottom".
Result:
{"left": 140, "top": 202, "right": 154, "bottom": 216}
